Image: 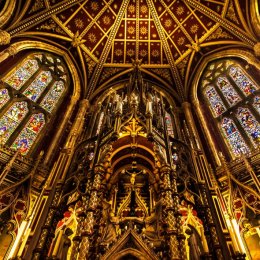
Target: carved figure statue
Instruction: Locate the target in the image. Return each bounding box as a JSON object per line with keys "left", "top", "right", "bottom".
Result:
{"left": 99, "top": 200, "right": 117, "bottom": 246}
{"left": 99, "top": 144, "right": 113, "bottom": 164}
{"left": 146, "top": 93, "right": 153, "bottom": 115}
{"left": 153, "top": 143, "right": 167, "bottom": 165}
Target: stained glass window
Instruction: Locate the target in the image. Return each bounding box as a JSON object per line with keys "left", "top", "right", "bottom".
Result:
{"left": 216, "top": 77, "right": 241, "bottom": 106}
{"left": 0, "top": 89, "right": 10, "bottom": 109}
{"left": 40, "top": 81, "right": 65, "bottom": 112}
{"left": 0, "top": 102, "right": 28, "bottom": 143}
{"left": 229, "top": 66, "right": 258, "bottom": 96}
{"left": 253, "top": 96, "right": 260, "bottom": 114}
{"left": 236, "top": 107, "right": 260, "bottom": 144}
{"left": 4, "top": 59, "right": 39, "bottom": 90}
{"left": 23, "top": 71, "right": 52, "bottom": 101}
{"left": 221, "top": 117, "right": 249, "bottom": 155}
{"left": 11, "top": 113, "right": 45, "bottom": 155}
{"left": 205, "top": 86, "right": 226, "bottom": 117}
{"left": 0, "top": 53, "right": 67, "bottom": 155}
{"left": 165, "top": 112, "right": 174, "bottom": 136}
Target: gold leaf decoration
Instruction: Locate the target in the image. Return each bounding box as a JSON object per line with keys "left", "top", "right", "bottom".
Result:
{"left": 36, "top": 19, "right": 66, "bottom": 35}
{"left": 206, "top": 27, "right": 233, "bottom": 41}
{"left": 29, "top": 0, "right": 45, "bottom": 14}
{"left": 226, "top": 0, "right": 240, "bottom": 25}
{"left": 150, "top": 68, "right": 172, "bottom": 82}
{"left": 83, "top": 52, "right": 96, "bottom": 76}
{"left": 176, "top": 56, "right": 189, "bottom": 79}
{"left": 99, "top": 67, "right": 124, "bottom": 84}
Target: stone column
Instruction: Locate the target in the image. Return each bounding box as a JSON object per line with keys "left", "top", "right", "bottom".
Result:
{"left": 77, "top": 164, "right": 106, "bottom": 259}
{"left": 182, "top": 102, "right": 201, "bottom": 149}
{"left": 192, "top": 100, "right": 221, "bottom": 166}
{"left": 0, "top": 45, "right": 18, "bottom": 63}
{"left": 43, "top": 96, "right": 80, "bottom": 164}
{"left": 160, "top": 164, "right": 185, "bottom": 259}
{"left": 199, "top": 183, "right": 224, "bottom": 260}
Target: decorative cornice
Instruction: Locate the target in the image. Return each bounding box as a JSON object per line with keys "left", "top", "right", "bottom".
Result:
{"left": 183, "top": 0, "right": 257, "bottom": 47}
{"left": 146, "top": 0, "right": 185, "bottom": 101}
{"left": 8, "top": 0, "right": 85, "bottom": 35}
{"left": 87, "top": 0, "right": 130, "bottom": 99}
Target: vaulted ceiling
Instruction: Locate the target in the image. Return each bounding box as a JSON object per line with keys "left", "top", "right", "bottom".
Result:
{"left": 4, "top": 0, "right": 258, "bottom": 102}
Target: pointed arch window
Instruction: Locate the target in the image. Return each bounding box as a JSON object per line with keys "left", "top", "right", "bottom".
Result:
{"left": 236, "top": 107, "right": 260, "bottom": 145}
{"left": 221, "top": 118, "right": 249, "bottom": 155}
{"left": 0, "top": 101, "right": 29, "bottom": 143}
{"left": 23, "top": 70, "right": 52, "bottom": 101}
{"left": 0, "top": 89, "right": 10, "bottom": 109}
{"left": 165, "top": 112, "right": 174, "bottom": 136}
{"left": 202, "top": 60, "right": 259, "bottom": 157}
{"left": 229, "top": 66, "right": 258, "bottom": 95}
{"left": 216, "top": 77, "right": 241, "bottom": 106}
{"left": 40, "top": 81, "right": 65, "bottom": 112}
{"left": 0, "top": 52, "right": 68, "bottom": 155}
{"left": 4, "top": 59, "right": 39, "bottom": 90}
{"left": 11, "top": 113, "right": 45, "bottom": 155}
{"left": 253, "top": 96, "right": 260, "bottom": 114}
{"left": 204, "top": 86, "right": 226, "bottom": 117}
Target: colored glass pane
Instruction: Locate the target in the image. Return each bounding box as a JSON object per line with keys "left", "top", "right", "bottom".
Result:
{"left": 253, "top": 96, "right": 260, "bottom": 114}
{"left": 229, "top": 66, "right": 258, "bottom": 95}
{"left": 4, "top": 59, "right": 39, "bottom": 90}
{"left": 0, "top": 101, "right": 28, "bottom": 143}
{"left": 23, "top": 71, "right": 52, "bottom": 101}
{"left": 40, "top": 81, "right": 65, "bottom": 112}
{"left": 11, "top": 113, "right": 45, "bottom": 155}
{"left": 236, "top": 107, "right": 260, "bottom": 144}
{"left": 0, "top": 89, "right": 10, "bottom": 109}
{"left": 221, "top": 117, "right": 249, "bottom": 155}
{"left": 165, "top": 112, "right": 174, "bottom": 136}
{"left": 217, "top": 77, "right": 241, "bottom": 106}
{"left": 205, "top": 86, "right": 226, "bottom": 117}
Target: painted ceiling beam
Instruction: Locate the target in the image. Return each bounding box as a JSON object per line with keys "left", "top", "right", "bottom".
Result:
{"left": 183, "top": 0, "right": 257, "bottom": 47}
{"left": 146, "top": 0, "right": 185, "bottom": 101}
{"left": 86, "top": 0, "right": 130, "bottom": 99}
{"left": 7, "top": 0, "right": 85, "bottom": 36}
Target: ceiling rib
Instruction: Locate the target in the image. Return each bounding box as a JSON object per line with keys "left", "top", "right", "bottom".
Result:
{"left": 183, "top": 0, "right": 257, "bottom": 47}
{"left": 8, "top": 0, "right": 85, "bottom": 36}
{"left": 86, "top": 0, "right": 130, "bottom": 99}
{"left": 146, "top": 0, "right": 185, "bottom": 101}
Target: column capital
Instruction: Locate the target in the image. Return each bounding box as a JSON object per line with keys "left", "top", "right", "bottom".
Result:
{"left": 79, "top": 98, "right": 89, "bottom": 108}
{"left": 94, "top": 164, "right": 106, "bottom": 174}
{"left": 181, "top": 101, "right": 192, "bottom": 109}
{"left": 159, "top": 164, "right": 171, "bottom": 174}
{"left": 0, "top": 30, "right": 11, "bottom": 45}
{"left": 254, "top": 42, "right": 260, "bottom": 57}
{"left": 5, "top": 45, "right": 18, "bottom": 56}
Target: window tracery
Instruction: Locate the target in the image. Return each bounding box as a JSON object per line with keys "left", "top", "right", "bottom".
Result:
{"left": 229, "top": 66, "right": 258, "bottom": 96}
{"left": 165, "top": 111, "right": 174, "bottom": 136}
{"left": 202, "top": 60, "right": 260, "bottom": 157}
{"left": 204, "top": 86, "right": 226, "bottom": 117}
{"left": 221, "top": 117, "right": 249, "bottom": 155}
{"left": 236, "top": 107, "right": 260, "bottom": 145}
{"left": 0, "top": 52, "right": 68, "bottom": 155}
{"left": 23, "top": 71, "right": 52, "bottom": 102}
{"left": 253, "top": 96, "right": 260, "bottom": 114}
{"left": 11, "top": 113, "right": 45, "bottom": 155}
{"left": 4, "top": 59, "right": 39, "bottom": 90}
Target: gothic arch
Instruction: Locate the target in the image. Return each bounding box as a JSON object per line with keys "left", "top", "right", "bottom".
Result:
{"left": 0, "top": 40, "right": 81, "bottom": 99}
{"left": 112, "top": 248, "right": 149, "bottom": 260}
{"left": 190, "top": 48, "right": 260, "bottom": 161}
